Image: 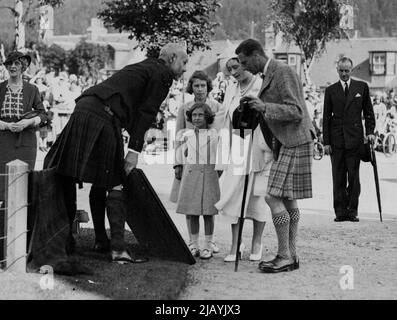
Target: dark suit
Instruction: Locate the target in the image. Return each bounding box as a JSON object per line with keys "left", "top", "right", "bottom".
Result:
{"left": 43, "top": 58, "right": 175, "bottom": 254}
{"left": 79, "top": 58, "right": 174, "bottom": 152}
{"left": 323, "top": 79, "right": 375, "bottom": 218}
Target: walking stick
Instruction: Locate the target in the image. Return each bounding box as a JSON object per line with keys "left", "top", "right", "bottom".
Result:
{"left": 234, "top": 131, "right": 253, "bottom": 272}
{"left": 370, "top": 142, "right": 383, "bottom": 222}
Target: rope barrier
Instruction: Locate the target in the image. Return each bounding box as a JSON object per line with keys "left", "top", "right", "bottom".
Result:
{"left": 6, "top": 230, "right": 29, "bottom": 248}
{"left": 7, "top": 203, "right": 30, "bottom": 220}
{"left": 1, "top": 254, "right": 28, "bottom": 271}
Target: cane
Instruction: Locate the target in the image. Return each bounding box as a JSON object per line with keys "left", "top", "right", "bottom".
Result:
{"left": 370, "top": 141, "right": 382, "bottom": 222}
{"left": 234, "top": 130, "right": 254, "bottom": 272}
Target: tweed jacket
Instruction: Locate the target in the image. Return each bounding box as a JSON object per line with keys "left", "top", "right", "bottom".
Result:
{"left": 322, "top": 79, "right": 375, "bottom": 149}
{"left": 259, "top": 59, "right": 315, "bottom": 147}
{"left": 77, "top": 58, "right": 174, "bottom": 152}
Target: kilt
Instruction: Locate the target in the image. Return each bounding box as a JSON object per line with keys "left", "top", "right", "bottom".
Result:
{"left": 44, "top": 96, "right": 124, "bottom": 189}
{"left": 267, "top": 142, "right": 313, "bottom": 200}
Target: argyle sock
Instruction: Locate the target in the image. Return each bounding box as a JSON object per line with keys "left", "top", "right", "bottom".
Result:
{"left": 288, "top": 208, "right": 300, "bottom": 259}
{"left": 272, "top": 210, "right": 291, "bottom": 259}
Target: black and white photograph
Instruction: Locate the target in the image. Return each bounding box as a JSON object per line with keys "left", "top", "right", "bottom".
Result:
{"left": 0, "top": 0, "right": 396, "bottom": 306}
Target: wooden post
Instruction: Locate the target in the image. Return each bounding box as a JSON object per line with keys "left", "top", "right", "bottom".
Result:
{"left": 5, "top": 160, "right": 28, "bottom": 272}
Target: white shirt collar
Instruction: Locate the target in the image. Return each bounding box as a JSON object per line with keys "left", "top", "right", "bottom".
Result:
{"left": 262, "top": 58, "right": 272, "bottom": 77}
{"left": 340, "top": 78, "right": 351, "bottom": 88}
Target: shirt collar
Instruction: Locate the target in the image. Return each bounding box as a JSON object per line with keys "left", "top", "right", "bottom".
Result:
{"left": 340, "top": 78, "right": 351, "bottom": 88}
{"left": 262, "top": 58, "right": 272, "bottom": 77}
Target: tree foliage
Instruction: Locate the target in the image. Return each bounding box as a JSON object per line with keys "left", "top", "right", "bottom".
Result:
{"left": 0, "top": 0, "right": 64, "bottom": 50}
{"left": 269, "top": 0, "right": 348, "bottom": 84}
{"left": 36, "top": 42, "right": 67, "bottom": 72}
{"left": 67, "top": 40, "right": 114, "bottom": 81}
{"left": 98, "top": 0, "right": 221, "bottom": 57}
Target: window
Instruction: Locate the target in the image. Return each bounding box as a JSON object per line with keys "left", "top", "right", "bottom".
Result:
{"left": 370, "top": 52, "right": 386, "bottom": 75}
{"left": 288, "top": 55, "right": 297, "bottom": 66}
{"left": 275, "top": 53, "right": 287, "bottom": 64}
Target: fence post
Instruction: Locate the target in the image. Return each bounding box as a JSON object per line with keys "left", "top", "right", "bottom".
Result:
{"left": 5, "top": 159, "right": 28, "bottom": 273}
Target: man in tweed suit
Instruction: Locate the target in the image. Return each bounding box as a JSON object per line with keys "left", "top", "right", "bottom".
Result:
{"left": 323, "top": 57, "right": 375, "bottom": 222}
{"left": 236, "top": 39, "right": 315, "bottom": 273}
{"left": 45, "top": 43, "right": 188, "bottom": 263}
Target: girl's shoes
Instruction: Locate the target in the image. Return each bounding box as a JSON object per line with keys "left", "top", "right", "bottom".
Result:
{"left": 209, "top": 241, "right": 219, "bottom": 254}
{"left": 249, "top": 244, "right": 263, "bottom": 261}
{"left": 224, "top": 243, "right": 245, "bottom": 262}
{"left": 188, "top": 243, "right": 200, "bottom": 257}
{"left": 200, "top": 248, "right": 213, "bottom": 260}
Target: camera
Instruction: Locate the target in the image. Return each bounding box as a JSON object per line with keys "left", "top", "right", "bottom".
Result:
{"left": 232, "top": 97, "right": 259, "bottom": 136}
{"left": 238, "top": 96, "right": 252, "bottom": 112}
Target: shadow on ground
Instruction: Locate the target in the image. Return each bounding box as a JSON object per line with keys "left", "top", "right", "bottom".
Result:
{"left": 59, "top": 228, "right": 190, "bottom": 300}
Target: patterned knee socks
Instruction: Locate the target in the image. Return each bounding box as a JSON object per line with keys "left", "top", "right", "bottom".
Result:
{"left": 272, "top": 210, "right": 291, "bottom": 259}
{"left": 288, "top": 208, "right": 300, "bottom": 259}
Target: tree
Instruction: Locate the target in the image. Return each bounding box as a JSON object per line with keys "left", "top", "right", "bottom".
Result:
{"left": 67, "top": 39, "right": 114, "bottom": 81}
{"left": 0, "top": 0, "right": 64, "bottom": 50}
{"left": 269, "top": 0, "right": 348, "bottom": 85}
{"left": 36, "top": 42, "right": 67, "bottom": 72}
{"left": 98, "top": 0, "right": 221, "bottom": 57}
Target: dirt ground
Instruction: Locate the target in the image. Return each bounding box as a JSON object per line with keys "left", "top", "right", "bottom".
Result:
{"left": 1, "top": 151, "right": 396, "bottom": 300}
{"left": 178, "top": 215, "right": 397, "bottom": 300}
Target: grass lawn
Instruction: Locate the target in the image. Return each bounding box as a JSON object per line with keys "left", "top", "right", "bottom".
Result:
{"left": 58, "top": 228, "right": 190, "bottom": 300}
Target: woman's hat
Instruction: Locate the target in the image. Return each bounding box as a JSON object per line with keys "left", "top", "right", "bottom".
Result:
{"left": 4, "top": 51, "right": 32, "bottom": 67}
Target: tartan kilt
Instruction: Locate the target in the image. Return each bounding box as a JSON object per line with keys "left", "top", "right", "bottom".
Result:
{"left": 267, "top": 142, "right": 313, "bottom": 200}
{"left": 44, "top": 96, "right": 124, "bottom": 189}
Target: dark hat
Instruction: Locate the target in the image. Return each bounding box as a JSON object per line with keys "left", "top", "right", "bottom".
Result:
{"left": 4, "top": 51, "right": 31, "bottom": 67}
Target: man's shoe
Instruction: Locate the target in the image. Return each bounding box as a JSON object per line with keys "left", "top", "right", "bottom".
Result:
{"left": 334, "top": 216, "right": 346, "bottom": 222}
{"left": 111, "top": 249, "right": 148, "bottom": 264}
{"left": 258, "top": 255, "right": 294, "bottom": 273}
{"left": 347, "top": 216, "right": 359, "bottom": 222}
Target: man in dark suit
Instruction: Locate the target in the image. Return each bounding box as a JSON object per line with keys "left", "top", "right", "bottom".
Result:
{"left": 44, "top": 43, "right": 188, "bottom": 263}
{"left": 323, "top": 57, "right": 375, "bottom": 222}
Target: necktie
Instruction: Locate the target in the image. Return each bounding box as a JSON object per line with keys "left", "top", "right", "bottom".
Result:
{"left": 344, "top": 81, "right": 349, "bottom": 97}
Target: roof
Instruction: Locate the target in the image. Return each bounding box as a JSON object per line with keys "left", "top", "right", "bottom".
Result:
{"left": 308, "top": 37, "right": 397, "bottom": 88}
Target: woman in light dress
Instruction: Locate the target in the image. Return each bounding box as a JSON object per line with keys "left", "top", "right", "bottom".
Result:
{"left": 215, "top": 56, "right": 273, "bottom": 262}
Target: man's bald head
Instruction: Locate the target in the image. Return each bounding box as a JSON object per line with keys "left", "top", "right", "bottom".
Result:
{"left": 159, "top": 43, "right": 188, "bottom": 80}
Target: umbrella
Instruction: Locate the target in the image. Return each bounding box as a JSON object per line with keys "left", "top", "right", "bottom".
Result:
{"left": 370, "top": 142, "right": 382, "bottom": 222}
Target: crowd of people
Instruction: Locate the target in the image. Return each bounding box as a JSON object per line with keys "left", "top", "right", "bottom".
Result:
{"left": 0, "top": 61, "right": 109, "bottom": 152}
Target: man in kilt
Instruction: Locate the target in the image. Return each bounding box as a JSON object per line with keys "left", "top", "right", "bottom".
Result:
{"left": 236, "top": 39, "right": 315, "bottom": 273}
{"left": 44, "top": 43, "right": 188, "bottom": 263}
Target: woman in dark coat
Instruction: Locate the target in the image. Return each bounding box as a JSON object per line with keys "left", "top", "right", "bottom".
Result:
{"left": 0, "top": 51, "right": 47, "bottom": 203}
